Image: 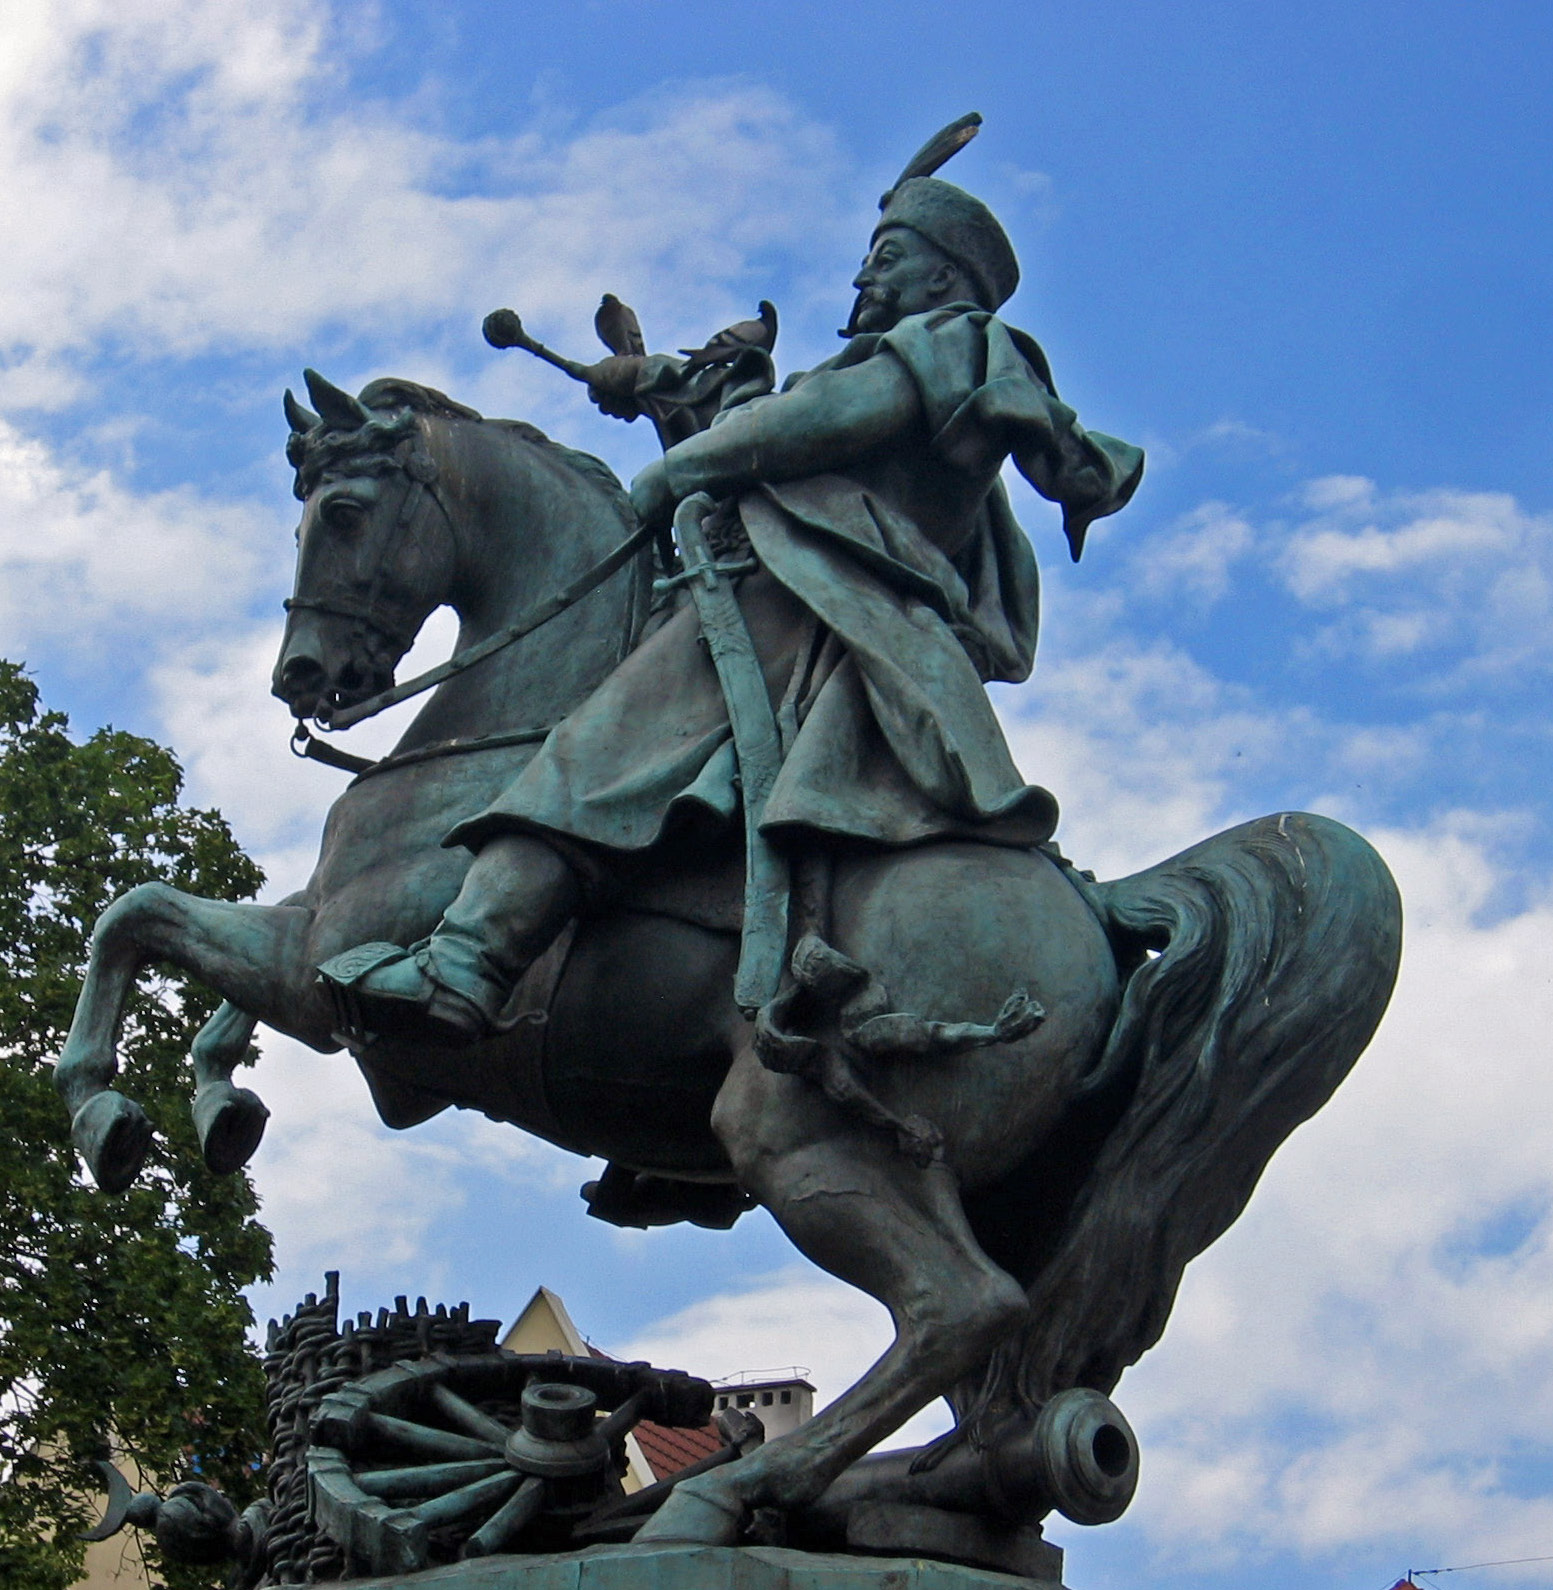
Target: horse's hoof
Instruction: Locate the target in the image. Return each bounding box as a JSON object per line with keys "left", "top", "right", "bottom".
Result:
{"left": 192, "top": 1082, "right": 270, "bottom": 1175}
{"left": 71, "top": 1091, "right": 153, "bottom": 1194}
{"left": 632, "top": 1473, "right": 745, "bottom": 1546}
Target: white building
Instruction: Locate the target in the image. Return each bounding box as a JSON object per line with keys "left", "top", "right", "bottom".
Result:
{"left": 712, "top": 1368, "right": 816, "bottom": 1442}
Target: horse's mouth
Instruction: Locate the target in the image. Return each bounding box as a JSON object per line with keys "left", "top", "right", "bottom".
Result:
{"left": 274, "top": 661, "right": 393, "bottom": 723}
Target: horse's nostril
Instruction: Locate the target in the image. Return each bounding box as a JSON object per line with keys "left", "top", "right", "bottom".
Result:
{"left": 278, "top": 656, "right": 325, "bottom": 698}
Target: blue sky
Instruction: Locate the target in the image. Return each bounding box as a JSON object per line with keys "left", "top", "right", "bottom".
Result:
{"left": 4, "top": 3, "right": 1551, "bottom": 1587}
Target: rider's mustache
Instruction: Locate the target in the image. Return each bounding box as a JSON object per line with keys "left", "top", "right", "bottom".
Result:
{"left": 839, "top": 282, "right": 899, "bottom": 338}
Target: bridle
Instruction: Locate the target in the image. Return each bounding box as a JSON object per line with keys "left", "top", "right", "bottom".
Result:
{"left": 284, "top": 470, "right": 445, "bottom": 660}
{"left": 286, "top": 454, "right": 655, "bottom": 780}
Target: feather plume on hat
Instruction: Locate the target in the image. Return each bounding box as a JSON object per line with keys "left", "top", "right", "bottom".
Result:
{"left": 874, "top": 114, "right": 1019, "bottom": 311}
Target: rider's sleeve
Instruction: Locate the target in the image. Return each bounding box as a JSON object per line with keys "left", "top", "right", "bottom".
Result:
{"left": 879, "top": 309, "right": 1145, "bottom": 562}
{"left": 658, "top": 351, "right": 924, "bottom": 502}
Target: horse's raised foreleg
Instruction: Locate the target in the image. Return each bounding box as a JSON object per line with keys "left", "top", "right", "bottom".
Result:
{"left": 635, "top": 1046, "right": 1029, "bottom": 1545}
{"left": 54, "top": 884, "right": 316, "bottom": 1191}
{"left": 190, "top": 999, "right": 261, "bottom": 1092}
{"left": 189, "top": 1000, "right": 268, "bottom": 1176}
{"left": 183, "top": 891, "right": 319, "bottom": 1174}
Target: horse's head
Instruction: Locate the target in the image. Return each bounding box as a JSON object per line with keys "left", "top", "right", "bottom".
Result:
{"left": 273, "top": 372, "right": 479, "bottom": 723}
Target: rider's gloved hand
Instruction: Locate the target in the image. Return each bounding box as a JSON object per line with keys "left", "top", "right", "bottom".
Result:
{"left": 629, "top": 458, "right": 676, "bottom": 529}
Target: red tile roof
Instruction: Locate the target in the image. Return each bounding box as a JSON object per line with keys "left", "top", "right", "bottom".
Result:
{"left": 632, "top": 1416, "right": 725, "bottom": 1480}
{"left": 583, "top": 1340, "right": 724, "bottom": 1480}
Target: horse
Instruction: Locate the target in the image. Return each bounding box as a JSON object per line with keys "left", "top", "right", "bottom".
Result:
{"left": 52, "top": 371, "right": 1402, "bottom": 1549}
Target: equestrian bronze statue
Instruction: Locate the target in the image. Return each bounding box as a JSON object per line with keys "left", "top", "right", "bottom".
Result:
{"left": 53, "top": 116, "right": 1401, "bottom": 1560}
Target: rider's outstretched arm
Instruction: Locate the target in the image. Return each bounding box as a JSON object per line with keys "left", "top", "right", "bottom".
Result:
{"left": 656, "top": 353, "right": 924, "bottom": 503}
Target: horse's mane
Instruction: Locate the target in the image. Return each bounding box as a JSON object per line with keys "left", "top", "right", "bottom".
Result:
{"left": 357, "top": 378, "right": 483, "bottom": 423}
{"left": 287, "top": 377, "right": 633, "bottom": 527}
{"left": 488, "top": 419, "right": 634, "bottom": 525}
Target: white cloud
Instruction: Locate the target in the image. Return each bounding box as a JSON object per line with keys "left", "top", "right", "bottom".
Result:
{"left": 0, "top": 415, "right": 267, "bottom": 657}
{"left": 988, "top": 616, "right": 1553, "bottom": 1575}
{"left": 0, "top": 1, "right": 850, "bottom": 387}
{"left": 151, "top": 625, "right": 339, "bottom": 887}
{"left": 1038, "top": 814, "right": 1553, "bottom": 1577}
{"left": 245, "top": 1029, "right": 581, "bottom": 1330}
{"left": 620, "top": 1267, "right": 953, "bottom": 1449}
{"left": 1300, "top": 473, "right": 1374, "bottom": 512}
{"left": 1130, "top": 499, "right": 1255, "bottom": 605}
{"left": 1279, "top": 478, "right": 1553, "bottom": 678}
{"left": 151, "top": 606, "right": 461, "bottom": 886}
{"left": 247, "top": 1034, "right": 469, "bottom": 1282}
{"left": 998, "top": 635, "right": 1318, "bottom": 878}
{"left": 1002, "top": 165, "right": 1058, "bottom": 226}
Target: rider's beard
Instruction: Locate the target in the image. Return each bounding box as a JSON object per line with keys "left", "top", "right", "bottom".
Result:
{"left": 840, "top": 284, "right": 900, "bottom": 338}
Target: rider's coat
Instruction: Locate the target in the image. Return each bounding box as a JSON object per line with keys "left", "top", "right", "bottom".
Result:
{"left": 447, "top": 305, "right": 1142, "bottom": 860}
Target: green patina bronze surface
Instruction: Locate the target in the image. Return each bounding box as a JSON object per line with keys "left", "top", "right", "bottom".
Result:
{"left": 342, "top": 1542, "right": 1060, "bottom": 1590}
{"left": 51, "top": 115, "right": 1402, "bottom": 1578}
{"left": 453, "top": 302, "right": 1138, "bottom": 864}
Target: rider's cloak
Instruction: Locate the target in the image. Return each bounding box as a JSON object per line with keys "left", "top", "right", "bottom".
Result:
{"left": 447, "top": 306, "right": 1142, "bottom": 861}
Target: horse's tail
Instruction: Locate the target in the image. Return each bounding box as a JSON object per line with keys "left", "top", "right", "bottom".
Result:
{"left": 957, "top": 810, "right": 1402, "bottom": 1436}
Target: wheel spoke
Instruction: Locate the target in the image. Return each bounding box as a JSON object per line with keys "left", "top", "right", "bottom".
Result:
{"left": 354, "top": 1459, "right": 507, "bottom": 1501}
{"left": 411, "top": 1468, "right": 522, "bottom": 1528}
{"left": 429, "top": 1382, "right": 514, "bottom": 1447}
{"left": 593, "top": 1386, "right": 650, "bottom": 1448}
{"left": 364, "top": 1412, "right": 502, "bottom": 1462}
{"left": 462, "top": 1475, "right": 545, "bottom": 1558}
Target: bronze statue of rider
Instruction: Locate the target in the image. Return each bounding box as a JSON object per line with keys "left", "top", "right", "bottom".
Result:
{"left": 319, "top": 117, "right": 1144, "bottom": 1046}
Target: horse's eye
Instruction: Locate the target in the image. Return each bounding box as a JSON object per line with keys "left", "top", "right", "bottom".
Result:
{"left": 325, "top": 499, "right": 367, "bottom": 531}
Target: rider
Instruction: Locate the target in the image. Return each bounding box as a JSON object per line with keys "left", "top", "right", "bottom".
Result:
{"left": 319, "top": 167, "right": 1144, "bottom": 1045}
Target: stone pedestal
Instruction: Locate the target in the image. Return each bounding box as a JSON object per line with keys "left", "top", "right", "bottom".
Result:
{"left": 347, "top": 1542, "right": 1067, "bottom": 1589}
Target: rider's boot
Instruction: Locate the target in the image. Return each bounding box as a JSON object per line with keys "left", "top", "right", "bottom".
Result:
{"left": 317, "top": 834, "right": 582, "bottom": 1047}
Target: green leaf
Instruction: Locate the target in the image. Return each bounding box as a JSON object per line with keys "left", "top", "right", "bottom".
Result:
{"left": 0, "top": 662, "right": 272, "bottom": 1589}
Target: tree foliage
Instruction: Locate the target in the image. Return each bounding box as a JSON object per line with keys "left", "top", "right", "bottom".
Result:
{"left": 0, "top": 662, "right": 273, "bottom": 1589}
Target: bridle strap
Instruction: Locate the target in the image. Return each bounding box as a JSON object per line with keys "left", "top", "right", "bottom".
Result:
{"left": 284, "top": 472, "right": 446, "bottom": 657}
{"left": 324, "top": 519, "right": 656, "bottom": 731}
{"left": 281, "top": 595, "right": 421, "bottom": 654}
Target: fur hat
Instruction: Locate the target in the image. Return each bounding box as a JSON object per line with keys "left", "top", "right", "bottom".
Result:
{"left": 874, "top": 175, "right": 1019, "bottom": 311}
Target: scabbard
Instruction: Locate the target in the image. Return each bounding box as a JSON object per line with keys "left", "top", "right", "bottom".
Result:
{"left": 673, "top": 493, "right": 789, "bottom": 1013}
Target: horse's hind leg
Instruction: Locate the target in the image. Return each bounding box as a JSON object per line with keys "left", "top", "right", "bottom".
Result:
{"left": 54, "top": 884, "right": 314, "bottom": 1191}
{"left": 636, "top": 1046, "right": 1029, "bottom": 1545}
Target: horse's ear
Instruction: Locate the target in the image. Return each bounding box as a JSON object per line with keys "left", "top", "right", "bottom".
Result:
{"left": 304, "top": 369, "right": 371, "bottom": 431}
{"left": 284, "top": 389, "right": 320, "bottom": 433}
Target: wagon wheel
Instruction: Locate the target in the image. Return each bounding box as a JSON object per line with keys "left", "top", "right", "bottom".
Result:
{"left": 307, "top": 1351, "right": 713, "bottom": 1576}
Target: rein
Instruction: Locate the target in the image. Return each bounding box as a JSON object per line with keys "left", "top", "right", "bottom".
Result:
{"left": 291, "top": 513, "right": 657, "bottom": 778}
{"left": 292, "top": 721, "right": 553, "bottom": 780}
{"left": 324, "top": 519, "right": 655, "bottom": 733}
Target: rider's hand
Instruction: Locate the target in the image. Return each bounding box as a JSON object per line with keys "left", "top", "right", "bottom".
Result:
{"left": 585, "top": 355, "right": 647, "bottom": 422}
{"left": 629, "top": 459, "right": 676, "bottom": 529}
{"left": 588, "top": 387, "right": 642, "bottom": 421}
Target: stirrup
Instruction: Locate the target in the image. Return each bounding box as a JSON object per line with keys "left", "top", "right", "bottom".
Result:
{"left": 316, "top": 942, "right": 496, "bottom": 1047}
